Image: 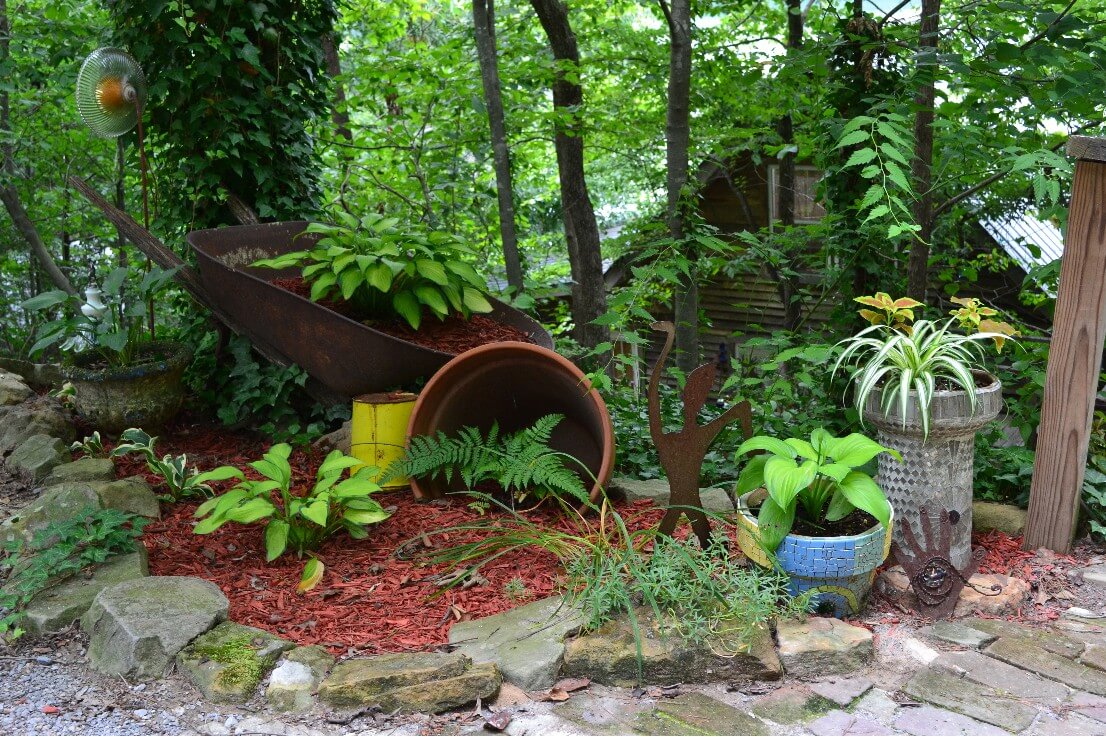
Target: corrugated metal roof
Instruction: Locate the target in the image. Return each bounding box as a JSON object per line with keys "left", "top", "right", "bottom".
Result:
{"left": 978, "top": 209, "right": 1065, "bottom": 273}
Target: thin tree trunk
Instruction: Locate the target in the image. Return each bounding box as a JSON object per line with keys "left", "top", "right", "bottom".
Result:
{"left": 529, "top": 0, "right": 609, "bottom": 351}
{"left": 321, "top": 32, "right": 352, "bottom": 143}
{"left": 0, "top": 0, "right": 75, "bottom": 296}
{"left": 774, "top": 0, "right": 803, "bottom": 330}
{"left": 660, "top": 0, "right": 698, "bottom": 372}
{"left": 906, "top": 0, "right": 940, "bottom": 299}
{"left": 473, "top": 0, "right": 524, "bottom": 293}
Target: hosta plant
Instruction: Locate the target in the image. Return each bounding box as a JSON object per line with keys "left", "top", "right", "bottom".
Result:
{"left": 110, "top": 428, "right": 241, "bottom": 501}
{"left": 735, "top": 429, "right": 898, "bottom": 554}
{"left": 193, "top": 444, "right": 390, "bottom": 591}
{"left": 252, "top": 212, "right": 493, "bottom": 330}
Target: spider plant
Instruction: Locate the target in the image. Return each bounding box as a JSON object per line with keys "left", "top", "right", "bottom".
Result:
{"left": 833, "top": 318, "right": 1007, "bottom": 438}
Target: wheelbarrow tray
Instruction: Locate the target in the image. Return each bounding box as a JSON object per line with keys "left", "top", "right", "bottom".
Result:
{"left": 187, "top": 221, "right": 553, "bottom": 398}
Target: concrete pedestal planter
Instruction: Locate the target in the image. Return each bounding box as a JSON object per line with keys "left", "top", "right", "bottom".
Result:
{"left": 861, "top": 370, "right": 1001, "bottom": 569}
{"left": 62, "top": 341, "right": 192, "bottom": 433}
{"left": 735, "top": 489, "right": 892, "bottom": 618}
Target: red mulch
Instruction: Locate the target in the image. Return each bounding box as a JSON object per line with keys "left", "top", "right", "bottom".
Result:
{"left": 270, "top": 275, "right": 534, "bottom": 355}
{"left": 117, "top": 421, "right": 663, "bottom": 655}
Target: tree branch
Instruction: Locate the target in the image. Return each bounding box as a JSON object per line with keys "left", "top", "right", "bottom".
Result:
{"left": 1020, "top": 0, "right": 1077, "bottom": 50}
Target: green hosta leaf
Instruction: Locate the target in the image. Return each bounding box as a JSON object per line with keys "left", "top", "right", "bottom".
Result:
{"left": 757, "top": 495, "right": 796, "bottom": 555}
{"left": 309, "top": 271, "right": 337, "bottom": 301}
{"left": 297, "top": 558, "right": 324, "bottom": 593}
{"left": 367, "top": 263, "right": 393, "bottom": 293}
{"left": 301, "top": 500, "right": 328, "bottom": 526}
{"left": 414, "top": 285, "right": 449, "bottom": 316}
{"left": 415, "top": 258, "right": 449, "bottom": 286}
{"left": 825, "top": 488, "right": 855, "bottom": 522}
{"left": 318, "top": 450, "right": 361, "bottom": 478}
{"left": 193, "top": 466, "right": 245, "bottom": 485}
{"left": 763, "top": 456, "right": 816, "bottom": 509}
{"left": 224, "top": 498, "right": 276, "bottom": 524}
{"left": 343, "top": 502, "right": 390, "bottom": 525}
{"left": 785, "top": 438, "right": 818, "bottom": 460}
{"left": 333, "top": 476, "right": 382, "bottom": 498}
{"left": 462, "top": 287, "right": 493, "bottom": 314}
{"left": 264, "top": 519, "right": 289, "bottom": 561}
{"left": 735, "top": 436, "right": 796, "bottom": 459}
{"left": 837, "top": 471, "right": 891, "bottom": 529}
{"left": 21, "top": 290, "right": 69, "bottom": 311}
{"left": 823, "top": 433, "right": 898, "bottom": 468}
{"left": 339, "top": 268, "right": 362, "bottom": 301}
{"left": 735, "top": 454, "right": 768, "bottom": 495}
{"left": 394, "top": 291, "right": 421, "bottom": 329}
{"left": 445, "top": 261, "right": 484, "bottom": 287}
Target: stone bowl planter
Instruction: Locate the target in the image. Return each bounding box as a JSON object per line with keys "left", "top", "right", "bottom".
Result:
{"left": 62, "top": 341, "right": 192, "bottom": 434}
{"left": 861, "top": 370, "right": 1002, "bottom": 569}
{"left": 735, "top": 489, "right": 892, "bottom": 618}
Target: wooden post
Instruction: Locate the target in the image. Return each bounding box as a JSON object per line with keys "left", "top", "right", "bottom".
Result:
{"left": 1024, "top": 136, "right": 1106, "bottom": 553}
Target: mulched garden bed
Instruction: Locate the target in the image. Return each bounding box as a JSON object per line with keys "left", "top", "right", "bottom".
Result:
{"left": 271, "top": 276, "right": 535, "bottom": 355}
{"left": 113, "top": 418, "right": 663, "bottom": 656}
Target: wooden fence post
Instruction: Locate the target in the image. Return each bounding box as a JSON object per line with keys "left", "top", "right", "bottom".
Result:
{"left": 1024, "top": 136, "right": 1106, "bottom": 553}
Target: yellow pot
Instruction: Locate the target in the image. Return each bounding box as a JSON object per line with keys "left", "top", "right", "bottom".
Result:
{"left": 351, "top": 392, "right": 418, "bottom": 490}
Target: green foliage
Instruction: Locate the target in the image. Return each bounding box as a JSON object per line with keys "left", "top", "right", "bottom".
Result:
{"left": 735, "top": 429, "right": 898, "bottom": 554}
{"left": 394, "top": 414, "right": 586, "bottom": 503}
{"left": 416, "top": 493, "right": 810, "bottom": 665}
{"left": 1083, "top": 411, "right": 1106, "bottom": 541}
{"left": 835, "top": 112, "right": 919, "bottom": 241}
{"left": 21, "top": 265, "right": 180, "bottom": 368}
{"left": 71, "top": 431, "right": 106, "bottom": 459}
{"left": 110, "top": 0, "right": 335, "bottom": 230}
{"left": 190, "top": 636, "right": 265, "bottom": 688}
{"left": 110, "top": 428, "right": 241, "bottom": 501}
{"left": 193, "top": 445, "right": 390, "bottom": 564}
{"left": 0, "top": 507, "right": 148, "bottom": 639}
{"left": 253, "top": 215, "right": 493, "bottom": 330}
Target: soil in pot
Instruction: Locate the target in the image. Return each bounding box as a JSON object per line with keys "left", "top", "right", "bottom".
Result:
{"left": 747, "top": 504, "right": 878, "bottom": 537}
{"left": 272, "top": 276, "right": 535, "bottom": 355}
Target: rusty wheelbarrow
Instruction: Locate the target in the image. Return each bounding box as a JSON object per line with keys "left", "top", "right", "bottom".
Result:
{"left": 69, "top": 176, "right": 553, "bottom": 398}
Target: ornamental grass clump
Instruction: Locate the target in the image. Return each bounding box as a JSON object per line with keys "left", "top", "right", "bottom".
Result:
{"left": 833, "top": 294, "right": 1017, "bottom": 438}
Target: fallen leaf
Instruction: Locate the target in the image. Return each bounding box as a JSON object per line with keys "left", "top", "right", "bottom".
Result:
{"left": 546, "top": 688, "right": 570, "bottom": 702}
{"left": 493, "top": 683, "right": 532, "bottom": 709}
{"left": 483, "top": 710, "right": 512, "bottom": 732}
{"left": 41, "top": 706, "right": 60, "bottom": 715}
{"left": 553, "top": 677, "right": 591, "bottom": 693}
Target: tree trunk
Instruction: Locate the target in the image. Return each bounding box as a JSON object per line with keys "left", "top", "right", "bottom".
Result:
{"left": 774, "top": 0, "right": 804, "bottom": 331}
{"left": 529, "top": 0, "right": 609, "bottom": 351}
{"left": 321, "top": 32, "right": 352, "bottom": 143}
{"left": 906, "top": 0, "right": 940, "bottom": 299}
{"left": 0, "top": 0, "right": 75, "bottom": 296}
{"left": 660, "top": 0, "right": 698, "bottom": 372}
{"left": 473, "top": 0, "right": 524, "bottom": 294}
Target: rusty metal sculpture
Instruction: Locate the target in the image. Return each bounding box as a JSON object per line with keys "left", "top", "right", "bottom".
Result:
{"left": 892, "top": 506, "right": 1001, "bottom": 619}
{"left": 648, "top": 321, "right": 753, "bottom": 547}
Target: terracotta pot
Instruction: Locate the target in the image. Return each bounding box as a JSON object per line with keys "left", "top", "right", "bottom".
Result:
{"left": 406, "top": 342, "right": 615, "bottom": 502}
{"left": 62, "top": 340, "right": 192, "bottom": 433}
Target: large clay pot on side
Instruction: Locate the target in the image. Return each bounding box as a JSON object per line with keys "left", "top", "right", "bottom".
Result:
{"left": 407, "top": 342, "right": 615, "bottom": 503}
{"left": 862, "top": 369, "right": 1002, "bottom": 570}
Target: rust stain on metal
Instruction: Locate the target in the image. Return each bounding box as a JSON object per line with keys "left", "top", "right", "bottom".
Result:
{"left": 647, "top": 321, "right": 752, "bottom": 547}
{"left": 892, "top": 506, "right": 1001, "bottom": 620}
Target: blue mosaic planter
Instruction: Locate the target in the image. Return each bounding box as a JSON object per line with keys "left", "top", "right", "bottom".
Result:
{"left": 735, "top": 489, "right": 892, "bottom": 617}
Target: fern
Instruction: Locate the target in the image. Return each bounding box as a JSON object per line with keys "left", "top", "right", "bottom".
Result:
{"left": 392, "top": 414, "right": 588, "bottom": 503}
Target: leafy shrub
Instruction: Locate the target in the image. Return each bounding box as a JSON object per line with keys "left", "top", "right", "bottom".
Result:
{"left": 392, "top": 414, "right": 587, "bottom": 504}
{"left": 1, "top": 507, "right": 148, "bottom": 638}
{"left": 253, "top": 213, "right": 494, "bottom": 330}
{"left": 193, "top": 445, "right": 390, "bottom": 590}
{"left": 71, "top": 431, "right": 106, "bottom": 458}
{"left": 111, "top": 428, "right": 241, "bottom": 501}
{"left": 1084, "top": 411, "right": 1106, "bottom": 541}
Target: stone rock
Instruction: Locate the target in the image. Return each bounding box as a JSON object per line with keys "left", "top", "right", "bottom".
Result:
{"left": 1071, "top": 691, "right": 1106, "bottom": 724}
{"left": 319, "top": 652, "right": 500, "bottom": 713}
{"left": 808, "top": 710, "right": 888, "bottom": 736}
{"left": 266, "top": 646, "right": 334, "bottom": 713}
{"left": 633, "top": 692, "right": 769, "bottom": 736}
{"left": 965, "top": 617, "right": 1086, "bottom": 659}
{"left": 853, "top": 688, "right": 899, "bottom": 721}
{"left": 447, "top": 596, "right": 586, "bottom": 690}
{"left": 609, "top": 477, "right": 733, "bottom": 513}
{"left": 972, "top": 501, "right": 1027, "bottom": 536}
{"left": 776, "top": 618, "right": 873, "bottom": 679}
{"left": 936, "top": 649, "right": 1069, "bottom": 702}
{"left": 985, "top": 636, "right": 1106, "bottom": 696}
{"left": 178, "top": 621, "right": 294, "bottom": 702}
{"left": 750, "top": 684, "right": 833, "bottom": 723}
{"left": 8, "top": 434, "right": 70, "bottom": 481}
{"left": 1026, "top": 712, "right": 1106, "bottom": 736}
{"left": 313, "top": 421, "right": 351, "bottom": 454}
{"left": 876, "top": 566, "right": 1029, "bottom": 617}
{"left": 809, "top": 676, "right": 873, "bottom": 707}
{"left": 1082, "top": 643, "right": 1106, "bottom": 673}
{"left": 0, "top": 401, "right": 74, "bottom": 454}
{"left": 93, "top": 477, "right": 160, "bottom": 518}
{"left": 923, "top": 621, "right": 997, "bottom": 649}
{"left": 0, "top": 481, "right": 100, "bottom": 547}
{"left": 1078, "top": 564, "right": 1106, "bottom": 590}
{"left": 553, "top": 694, "right": 649, "bottom": 735}
{"left": 903, "top": 666, "right": 1039, "bottom": 732}
{"left": 20, "top": 550, "right": 148, "bottom": 636}
{"left": 0, "top": 370, "right": 33, "bottom": 406}
{"left": 82, "top": 576, "right": 229, "bottom": 680}
{"left": 561, "top": 608, "right": 781, "bottom": 687}
{"left": 43, "top": 457, "right": 116, "bottom": 486}
{"left": 892, "top": 705, "right": 1008, "bottom": 736}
